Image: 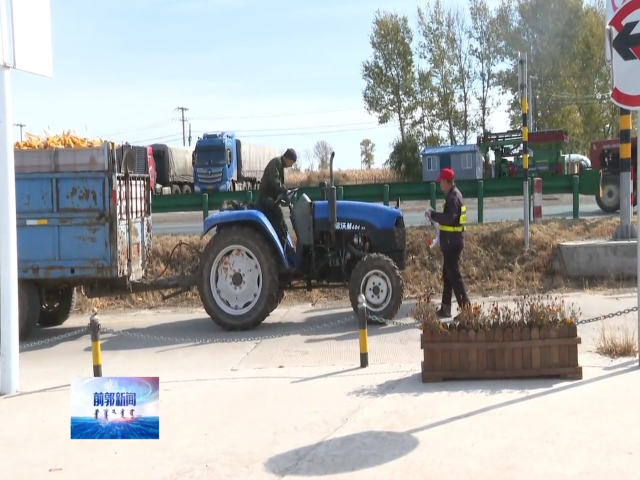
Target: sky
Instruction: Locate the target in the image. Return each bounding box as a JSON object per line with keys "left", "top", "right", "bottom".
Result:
{"left": 10, "top": 0, "right": 509, "bottom": 171}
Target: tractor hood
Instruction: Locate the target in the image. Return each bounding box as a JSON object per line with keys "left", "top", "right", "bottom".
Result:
{"left": 313, "top": 201, "right": 403, "bottom": 230}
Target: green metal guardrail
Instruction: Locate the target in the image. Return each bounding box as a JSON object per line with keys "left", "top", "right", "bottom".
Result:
{"left": 152, "top": 169, "right": 602, "bottom": 223}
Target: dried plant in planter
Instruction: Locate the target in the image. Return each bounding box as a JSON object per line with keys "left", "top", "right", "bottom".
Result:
{"left": 412, "top": 295, "right": 584, "bottom": 382}
{"left": 412, "top": 294, "right": 581, "bottom": 332}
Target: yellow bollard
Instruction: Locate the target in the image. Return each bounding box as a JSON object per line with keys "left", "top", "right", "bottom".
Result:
{"left": 357, "top": 295, "right": 369, "bottom": 368}
{"left": 90, "top": 308, "right": 102, "bottom": 377}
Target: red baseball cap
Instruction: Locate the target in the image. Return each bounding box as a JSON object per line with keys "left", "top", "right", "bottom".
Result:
{"left": 436, "top": 168, "right": 454, "bottom": 182}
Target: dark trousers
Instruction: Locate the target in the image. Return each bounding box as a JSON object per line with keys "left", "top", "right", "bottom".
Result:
{"left": 441, "top": 244, "right": 470, "bottom": 309}
{"left": 257, "top": 198, "right": 288, "bottom": 246}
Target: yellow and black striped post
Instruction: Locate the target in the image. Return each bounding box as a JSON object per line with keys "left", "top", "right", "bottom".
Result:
{"left": 519, "top": 52, "right": 530, "bottom": 248}
{"left": 614, "top": 107, "right": 636, "bottom": 239}
{"left": 90, "top": 308, "right": 102, "bottom": 377}
{"left": 357, "top": 294, "right": 369, "bottom": 368}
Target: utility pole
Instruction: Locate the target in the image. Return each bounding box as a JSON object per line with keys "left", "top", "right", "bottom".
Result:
{"left": 175, "top": 107, "right": 189, "bottom": 146}
{"left": 13, "top": 123, "right": 24, "bottom": 141}
{"left": 188, "top": 123, "right": 192, "bottom": 146}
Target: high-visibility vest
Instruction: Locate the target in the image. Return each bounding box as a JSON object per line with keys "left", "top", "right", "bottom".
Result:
{"left": 439, "top": 203, "right": 467, "bottom": 233}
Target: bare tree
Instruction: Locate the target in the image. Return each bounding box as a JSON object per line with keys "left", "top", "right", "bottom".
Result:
{"left": 360, "top": 139, "right": 376, "bottom": 169}
{"left": 313, "top": 140, "right": 333, "bottom": 170}
{"left": 303, "top": 148, "right": 315, "bottom": 172}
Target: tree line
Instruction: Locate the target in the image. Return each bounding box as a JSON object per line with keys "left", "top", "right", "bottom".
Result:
{"left": 362, "top": 0, "right": 617, "bottom": 179}
{"left": 296, "top": 139, "right": 377, "bottom": 172}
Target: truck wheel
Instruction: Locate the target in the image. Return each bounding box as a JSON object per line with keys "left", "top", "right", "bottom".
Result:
{"left": 39, "top": 286, "right": 77, "bottom": 327}
{"left": 171, "top": 185, "right": 181, "bottom": 195}
{"left": 270, "top": 290, "right": 285, "bottom": 314}
{"left": 182, "top": 185, "right": 192, "bottom": 194}
{"left": 348, "top": 254, "right": 404, "bottom": 322}
{"left": 18, "top": 281, "right": 40, "bottom": 341}
{"left": 198, "top": 225, "right": 279, "bottom": 330}
{"left": 596, "top": 181, "right": 620, "bottom": 213}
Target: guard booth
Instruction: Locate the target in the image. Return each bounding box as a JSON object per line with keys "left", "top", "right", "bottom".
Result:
{"left": 421, "top": 145, "right": 483, "bottom": 182}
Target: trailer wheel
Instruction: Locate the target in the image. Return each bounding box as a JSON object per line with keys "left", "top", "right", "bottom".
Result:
{"left": 182, "top": 185, "right": 192, "bottom": 194}
{"left": 348, "top": 254, "right": 404, "bottom": 323}
{"left": 596, "top": 179, "right": 620, "bottom": 213}
{"left": 18, "top": 281, "right": 40, "bottom": 341}
{"left": 171, "top": 185, "right": 181, "bottom": 195}
{"left": 198, "top": 225, "right": 279, "bottom": 330}
{"left": 39, "top": 286, "right": 77, "bottom": 327}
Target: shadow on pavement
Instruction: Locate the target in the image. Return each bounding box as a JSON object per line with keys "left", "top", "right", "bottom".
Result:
{"left": 264, "top": 430, "right": 418, "bottom": 477}
{"left": 349, "top": 371, "right": 566, "bottom": 397}
{"left": 17, "top": 326, "right": 89, "bottom": 353}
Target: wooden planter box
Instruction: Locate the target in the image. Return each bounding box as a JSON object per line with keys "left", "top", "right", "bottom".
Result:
{"left": 421, "top": 324, "right": 582, "bottom": 382}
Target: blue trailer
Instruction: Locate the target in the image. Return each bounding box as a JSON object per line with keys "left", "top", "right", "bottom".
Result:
{"left": 11, "top": 143, "right": 192, "bottom": 341}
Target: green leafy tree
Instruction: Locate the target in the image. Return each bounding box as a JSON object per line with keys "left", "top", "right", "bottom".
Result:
{"left": 386, "top": 136, "right": 422, "bottom": 181}
{"left": 468, "top": 0, "right": 505, "bottom": 136}
{"left": 362, "top": 11, "right": 417, "bottom": 142}
{"left": 359, "top": 139, "right": 376, "bottom": 169}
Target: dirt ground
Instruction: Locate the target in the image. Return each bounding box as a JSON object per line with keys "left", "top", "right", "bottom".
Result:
{"left": 76, "top": 217, "right": 633, "bottom": 314}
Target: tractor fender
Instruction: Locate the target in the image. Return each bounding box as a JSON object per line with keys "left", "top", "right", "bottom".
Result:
{"left": 201, "top": 210, "right": 289, "bottom": 268}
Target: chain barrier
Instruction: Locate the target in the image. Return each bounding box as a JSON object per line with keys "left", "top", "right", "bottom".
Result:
{"left": 18, "top": 327, "right": 88, "bottom": 351}
{"left": 574, "top": 306, "right": 638, "bottom": 325}
{"left": 15, "top": 306, "right": 638, "bottom": 351}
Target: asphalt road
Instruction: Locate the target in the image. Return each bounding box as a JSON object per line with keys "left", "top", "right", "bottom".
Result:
{"left": 152, "top": 202, "right": 609, "bottom": 236}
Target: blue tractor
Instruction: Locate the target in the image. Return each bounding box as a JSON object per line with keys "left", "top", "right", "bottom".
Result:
{"left": 196, "top": 153, "right": 406, "bottom": 330}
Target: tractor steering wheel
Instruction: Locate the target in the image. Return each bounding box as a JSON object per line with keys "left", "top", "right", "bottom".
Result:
{"left": 277, "top": 188, "right": 299, "bottom": 206}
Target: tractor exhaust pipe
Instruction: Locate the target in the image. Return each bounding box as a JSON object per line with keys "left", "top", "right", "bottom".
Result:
{"left": 328, "top": 152, "right": 337, "bottom": 243}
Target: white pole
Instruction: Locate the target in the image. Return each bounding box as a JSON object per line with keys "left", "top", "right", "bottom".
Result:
{"left": 0, "top": 0, "right": 20, "bottom": 395}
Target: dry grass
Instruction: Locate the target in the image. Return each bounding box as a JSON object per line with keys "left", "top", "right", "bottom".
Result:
{"left": 76, "top": 217, "right": 632, "bottom": 313}
{"left": 595, "top": 323, "right": 638, "bottom": 358}
{"left": 287, "top": 168, "right": 400, "bottom": 187}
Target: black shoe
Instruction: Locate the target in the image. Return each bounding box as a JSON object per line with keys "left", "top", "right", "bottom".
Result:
{"left": 436, "top": 307, "right": 452, "bottom": 319}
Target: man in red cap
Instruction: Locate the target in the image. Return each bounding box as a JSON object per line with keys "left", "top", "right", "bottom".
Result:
{"left": 425, "top": 168, "right": 470, "bottom": 319}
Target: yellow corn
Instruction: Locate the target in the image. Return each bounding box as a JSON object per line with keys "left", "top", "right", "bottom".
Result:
{"left": 14, "top": 129, "right": 105, "bottom": 149}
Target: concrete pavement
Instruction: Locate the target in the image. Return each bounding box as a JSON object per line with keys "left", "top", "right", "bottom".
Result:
{"left": 1, "top": 291, "right": 639, "bottom": 479}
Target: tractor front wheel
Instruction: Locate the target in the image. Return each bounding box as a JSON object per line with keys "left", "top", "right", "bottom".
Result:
{"left": 198, "top": 225, "right": 279, "bottom": 330}
{"left": 348, "top": 254, "right": 404, "bottom": 322}
{"left": 596, "top": 177, "right": 620, "bottom": 213}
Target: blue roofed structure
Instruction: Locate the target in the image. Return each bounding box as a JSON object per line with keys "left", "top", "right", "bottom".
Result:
{"left": 421, "top": 144, "right": 483, "bottom": 182}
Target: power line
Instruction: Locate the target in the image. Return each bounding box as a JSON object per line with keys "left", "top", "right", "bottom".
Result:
{"left": 97, "top": 120, "right": 173, "bottom": 138}
{"left": 131, "top": 123, "right": 396, "bottom": 145}
{"left": 175, "top": 106, "right": 189, "bottom": 146}
{"left": 13, "top": 123, "right": 25, "bottom": 141}
{"left": 190, "top": 106, "right": 363, "bottom": 121}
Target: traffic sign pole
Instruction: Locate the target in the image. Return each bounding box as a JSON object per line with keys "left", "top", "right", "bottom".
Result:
{"left": 613, "top": 107, "right": 637, "bottom": 239}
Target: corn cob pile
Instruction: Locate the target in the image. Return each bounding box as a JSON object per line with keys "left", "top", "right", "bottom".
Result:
{"left": 14, "top": 130, "right": 105, "bottom": 149}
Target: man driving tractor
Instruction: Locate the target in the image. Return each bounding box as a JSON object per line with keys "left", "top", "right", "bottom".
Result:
{"left": 257, "top": 148, "right": 297, "bottom": 250}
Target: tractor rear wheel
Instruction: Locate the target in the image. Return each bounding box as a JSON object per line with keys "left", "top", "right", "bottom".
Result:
{"left": 198, "top": 225, "right": 279, "bottom": 330}
{"left": 596, "top": 178, "right": 620, "bottom": 213}
{"left": 348, "top": 254, "right": 403, "bottom": 323}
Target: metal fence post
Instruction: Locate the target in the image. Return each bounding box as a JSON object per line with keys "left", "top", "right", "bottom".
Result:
{"left": 357, "top": 295, "right": 369, "bottom": 368}
{"left": 477, "top": 180, "right": 484, "bottom": 224}
{"left": 572, "top": 175, "right": 580, "bottom": 219}
{"left": 202, "top": 193, "right": 209, "bottom": 221}
{"left": 89, "top": 308, "right": 102, "bottom": 377}
{"left": 337, "top": 186, "right": 344, "bottom": 200}
{"left": 382, "top": 184, "right": 389, "bottom": 206}
{"left": 429, "top": 182, "right": 437, "bottom": 210}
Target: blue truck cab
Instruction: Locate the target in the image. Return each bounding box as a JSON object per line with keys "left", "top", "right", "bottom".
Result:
{"left": 192, "top": 132, "right": 238, "bottom": 192}
{"left": 11, "top": 143, "right": 152, "bottom": 341}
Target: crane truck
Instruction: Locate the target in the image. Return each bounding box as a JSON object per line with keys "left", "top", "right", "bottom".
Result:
{"left": 192, "top": 132, "right": 281, "bottom": 192}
